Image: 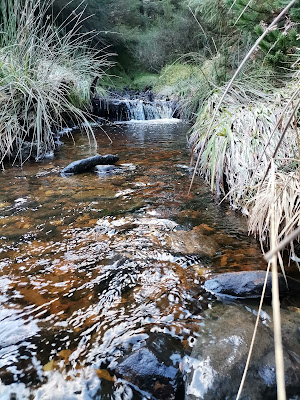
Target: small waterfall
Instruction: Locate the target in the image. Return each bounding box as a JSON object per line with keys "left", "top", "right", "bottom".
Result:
{"left": 92, "top": 91, "right": 179, "bottom": 122}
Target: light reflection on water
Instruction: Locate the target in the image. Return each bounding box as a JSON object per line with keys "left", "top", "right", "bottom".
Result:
{"left": 0, "top": 122, "right": 266, "bottom": 399}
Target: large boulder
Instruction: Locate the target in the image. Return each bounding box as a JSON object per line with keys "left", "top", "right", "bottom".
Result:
{"left": 184, "top": 304, "right": 300, "bottom": 400}
{"left": 204, "top": 271, "right": 300, "bottom": 299}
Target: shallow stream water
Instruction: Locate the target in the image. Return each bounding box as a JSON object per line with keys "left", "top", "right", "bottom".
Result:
{"left": 0, "top": 121, "right": 268, "bottom": 399}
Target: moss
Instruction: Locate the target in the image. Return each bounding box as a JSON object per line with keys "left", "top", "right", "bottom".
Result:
{"left": 97, "top": 64, "right": 158, "bottom": 92}
{"left": 131, "top": 72, "right": 159, "bottom": 90}
{"left": 152, "top": 56, "right": 227, "bottom": 119}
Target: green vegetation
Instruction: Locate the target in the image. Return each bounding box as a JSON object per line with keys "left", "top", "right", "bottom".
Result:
{"left": 81, "top": 0, "right": 298, "bottom": 120}
{"left": 0, "top": 0, "right": 110, "bottom": 164}
{"left": 230, "top": 0, "right": 300, "bottom": 67}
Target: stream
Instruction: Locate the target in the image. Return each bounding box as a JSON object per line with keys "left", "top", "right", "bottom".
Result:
{"left": 0, "top": 121, "right": 279, "bottom": 399}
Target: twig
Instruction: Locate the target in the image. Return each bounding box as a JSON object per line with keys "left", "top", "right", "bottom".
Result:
{"left": 250, "top": 86, "right": 300, "bottom": 184}
{"left": 270, "top": 159, "right": 286, "bottom": 400}
{"left": 234, "top": 0, "right": 254, "bottom": 26}
{"left": 293, "top": 108, "right": 300, "bottom": 179}
{"left": 264, "top": 225, "right": 300, "bottom": 262}
{"left": 260, "top": 98, "right": 300, "bottom": 187}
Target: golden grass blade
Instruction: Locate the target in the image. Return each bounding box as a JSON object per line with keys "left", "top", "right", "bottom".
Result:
{"left": 264, "top": 225, "right": 300, "bottom": 262}
{"left": 270, "top": 159, "right": 286, "bottom": 400}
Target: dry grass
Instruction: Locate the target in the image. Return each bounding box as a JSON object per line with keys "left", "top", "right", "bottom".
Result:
{"left": 189, "top": 77, "right": 300, "bottom": 258}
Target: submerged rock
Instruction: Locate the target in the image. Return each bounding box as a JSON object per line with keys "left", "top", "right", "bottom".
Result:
{"left": 184, "top": 304, "right": 300, "bottom": 400}
{"left": 92, "top": 90, "right": 178, "bottom": 122}
{"left": 60, "top": 154, "right": 119, "bottom": 175}
{"left": 115, "top": 348, "right": 182, "bottom": 399}
{"left": 166, "top": 228, "right": 218, "bottom": 257}
{"left": 204, "top": 271, "right": 300, "bottom": 299}
{"left": 95, "top": 164, "right": 120, "bottom": 175}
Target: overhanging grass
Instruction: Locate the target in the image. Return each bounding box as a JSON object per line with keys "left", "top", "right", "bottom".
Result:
{"left": 189, "top": 76, "right": 300, "bottom": 259}
{"left": 0, "top": 0, "right": 111, "bottom": 165}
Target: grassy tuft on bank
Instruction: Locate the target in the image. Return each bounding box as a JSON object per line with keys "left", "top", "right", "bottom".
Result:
{"left": 189, "top": 75, "right": 300, "bottom": 258}
{"left": 0, "top": 0, "right": 111, "bottom": 165}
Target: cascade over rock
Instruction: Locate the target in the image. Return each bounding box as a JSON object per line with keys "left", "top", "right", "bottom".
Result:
{"left": 92, "top": 90, "right": 179, "bottom": 122}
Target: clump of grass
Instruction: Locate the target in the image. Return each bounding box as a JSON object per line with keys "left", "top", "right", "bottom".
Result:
{"left": 189, "top": 76, "right": 300, "bottom": 257}
{"left": 248, "top": 170, "right": 300, "bottom": 260}
{"left": 131, "top": 72, "right": 159, "bottom": 91}
{"left": 0, "top": 0, "right": 111, "bottom": 165}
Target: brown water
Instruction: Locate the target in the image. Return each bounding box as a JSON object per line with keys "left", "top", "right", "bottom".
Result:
{"left": 0, "top": 121, "right": 267, "bottom": 399}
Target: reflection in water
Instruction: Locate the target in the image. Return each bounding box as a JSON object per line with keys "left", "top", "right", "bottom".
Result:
{"left": 0, "top": 122, "right": 266, "bottom": 399}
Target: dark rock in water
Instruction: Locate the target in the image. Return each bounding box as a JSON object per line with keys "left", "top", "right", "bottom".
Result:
{"left": 92, "top": 90, "right": 178, "bottom": 122}
{"left": 10, "top": 139, "right": 48, "bottom": 163}
{"left": 61, "top": 154, "right": 119, "bottom": 175}
{"left": 184, "top": 304, "right": 300, "bottom": 400}
{"left": 115, "top": 348, "right": 181, "bottom": 399}
{"left": 203, "top": 270, "right": 300, "bottom": 299}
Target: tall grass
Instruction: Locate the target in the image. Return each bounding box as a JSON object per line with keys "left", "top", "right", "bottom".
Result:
{"left": 153, "top": 53, "right": 228, "bottom": 120}
{"left": 189, "top": 78, "right": 300, "bottom": 255}
{"left": 0, "top": 0, "right": 111, "bottom": 165}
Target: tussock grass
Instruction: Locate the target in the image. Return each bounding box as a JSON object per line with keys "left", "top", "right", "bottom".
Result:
{"left": 249, "top": 170, "right": 300, "bottom": 260}
{"left": 0, "top": 0, "right": 111, "bottom": 165}
{"left": 189, "top": 78, "right": 300, "bottom": 258}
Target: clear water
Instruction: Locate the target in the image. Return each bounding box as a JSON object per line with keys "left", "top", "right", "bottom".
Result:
{"left": 0, "top": 122, "right": 267, "bottom": 399}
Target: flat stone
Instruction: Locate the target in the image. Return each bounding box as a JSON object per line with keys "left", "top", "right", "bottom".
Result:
{"left": 115, "top": 348, "right": 181, "bottom": 399}
{"left": 166, "top": 228, "right": 218, "bottom": 257}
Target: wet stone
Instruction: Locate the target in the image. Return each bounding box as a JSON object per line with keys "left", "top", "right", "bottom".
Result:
{"left": 166, "top": 228, "right": 218, "bottom": 257}
{"left": 204, "top": 271, "right": 300, "bottom": 299}
{"left": 95, "top": 165, "right": 121, "bottom": 175}
{"left": 115, "top": 348, "right": 182, "bottom": 399}
{"left": 60, "top": 154, "right": 119, "bottom": 175}
{"left": 184, "top": 304, "right": 300, "bottom": 400}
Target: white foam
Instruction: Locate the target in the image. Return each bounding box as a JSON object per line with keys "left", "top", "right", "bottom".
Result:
{"left": 116, "top": 118, "right": 182, "bottom": 125}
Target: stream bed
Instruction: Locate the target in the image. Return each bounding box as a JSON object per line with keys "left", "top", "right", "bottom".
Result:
{"left": 0, "top": 121, "right": 297, "bottom": 399}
